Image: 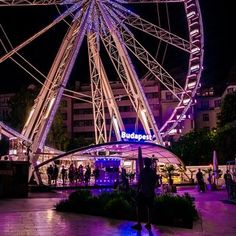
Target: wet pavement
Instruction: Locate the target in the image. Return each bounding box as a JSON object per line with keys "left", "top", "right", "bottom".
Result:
{"left": 0, "top": 186, "right": 236, "bottom": 236}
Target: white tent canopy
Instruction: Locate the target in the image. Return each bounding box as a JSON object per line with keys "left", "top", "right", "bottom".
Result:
{"left": 37, "top": 141, "right": 184, "bottom": 168}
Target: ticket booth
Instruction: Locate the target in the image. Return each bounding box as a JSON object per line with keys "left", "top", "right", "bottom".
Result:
{"left": 94, "top": 158, "right": 120, "bottom": 185}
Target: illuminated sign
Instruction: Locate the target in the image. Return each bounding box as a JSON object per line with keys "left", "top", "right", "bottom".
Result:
{"left": 121, "top": 131, "right": 154, "bottom": 141}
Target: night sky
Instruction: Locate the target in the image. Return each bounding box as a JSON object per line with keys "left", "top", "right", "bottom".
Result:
{"left": 199, "top": 0, "right": 236, "bottom": 93}
{"left": 0, "top": 0, "right": 235, "bottom": 93}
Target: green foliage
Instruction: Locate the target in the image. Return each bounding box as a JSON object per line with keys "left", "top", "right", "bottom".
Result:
{"left": 46, "top": 106, "right": 69, "bottom": 151}
{"left": 218, "top": 93, "right": 236, "bottom": 127}
{"left": 215, "top": 124, "right": 236, "bottom": 163}
{"left": 153, "top": 193, "right": 198, "bottom": 228}
{"left": 160, "top": 164, "right": 176, "bottom": 185}
{"left": 68, "top": 189, "right": 92, "bottom": 203}
{"left": 202, "top": 168, "right": 212, "bottom": 174}
{"left": 55, "top": 189, "right": 198, "bottom": 228}
{"left": 7, "top": 86, "right": 37, "bottom": 132}
{"left": 169, "top": 93, "right": 236, "bottom": 165}
{"left": 67, "top": 136, "right": 94, "bottom": 150}
{"left": 104, "top": 197, "right": 134, "bottom": 220}
{"left": 215, "top": 93, "right": 236, "bottom": 162}
{"left": 5, "top": 85, "right": 70, "bottom": 151}
{"left": 161, "top": 164, "right": 176, "bottom": 175}
{"left": 170, "top": 129, "right": 217, "bottom": 165}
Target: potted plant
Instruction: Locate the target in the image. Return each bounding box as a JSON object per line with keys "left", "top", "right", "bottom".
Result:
{"left": 161, "top": 164, "right": 177, "bottom": 193}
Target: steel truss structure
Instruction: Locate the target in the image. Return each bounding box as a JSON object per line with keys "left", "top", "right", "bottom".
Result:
{"left": 0, "top": 0, "right": 203, "bottom": 184}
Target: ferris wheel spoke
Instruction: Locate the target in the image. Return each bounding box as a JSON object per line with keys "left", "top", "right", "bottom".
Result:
{"left": 0, "top": 0, "right": 66, "bottom": 6}
{"left": 118, "top": 25, "right": 186, "bottom": 101}
{"left": 118, "top": 0, "right": 184, "bottom": 4}
{"left": 88, "top": 32, "right": 125, "bottom": 142}
{"left": 88, "top": 32, "right": 107, "bottom": 144}
{"left": 22, "top": 2, "right": 92, "bottom": 152}
{"left": 101, "top": 30, "right": 163, "bottom": 144}
{"left": 0, "top": 4, "right": 79, "bottom": 63}
{"left": 1, "top": 24, "right": 93, "bottom": 105}
{"left": 88, "top": 33, "right": 125, "bottom": 140}
{"left": 22, "top": 3, "right": 93, "bottom": 184}
{"left": 99, "top": 4, "right": 163, "bottom": 144}
{"left": 100, "top": 31, "right": 135, "bottom": 104}
{"left": 108, "top": 4, "right": 192, "bottom": 53}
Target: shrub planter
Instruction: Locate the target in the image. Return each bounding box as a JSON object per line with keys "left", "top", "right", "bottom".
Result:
{"left": 55, "top": 189, "right": 198, "bottom": 228}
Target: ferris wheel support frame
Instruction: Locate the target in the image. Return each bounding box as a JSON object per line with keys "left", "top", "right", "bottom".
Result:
{"left": 0, "top": 0, "right": 204, "bottom": 185}
{"left": 88, "top": 31, "right": 126, "bottom": 142}
{"left": 88, "top": 32, "right": 108, "bottom": 144}
{"left": 99, "top": 1, "right": 163, "bottom": 144}
{"left": 23, "top": 5, "right": 92, "bottom": 183}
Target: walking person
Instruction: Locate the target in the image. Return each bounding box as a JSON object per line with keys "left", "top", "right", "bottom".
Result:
{"left": 224, "top": 170, "right": 233, "bottom": 199}
{"left": 93, "top": 166, "right": 100, "bottom": 185}
{"left": 68, "top": 163, "right": 75, "bottom": 184}
{"left": 53, "top": 164, "right": 59, "bottom": 186}
{"left": 84, "top": 165, "right": 91, "bottom": 186}
{"left": 132, "top": 158, "right": 157, "bottom": 231}
{"left": 121, "top": 167, "right": 129, "bottom": 191}
{"left": 46, "top": 164, "right": 53, "bottom": 185}
{"left": 61, "top": 165, "right": 67, "bottom": 185}
{"left": 196, "top": 168, "right": 205, "bottom": 192}
{"left": 78, "top": 164, "right": 84, "bottom": 184}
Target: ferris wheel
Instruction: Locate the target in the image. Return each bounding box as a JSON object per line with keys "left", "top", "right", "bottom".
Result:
{"left": 0, "top": 0, "right": 203, "bottom": 161}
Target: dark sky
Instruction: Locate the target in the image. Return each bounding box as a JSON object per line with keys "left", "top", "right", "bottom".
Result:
{"left": 0, "top": 1, "right": 235, "bottom": 93}
{"left": 199, "top": 0, "right": 236, "bottom": 92}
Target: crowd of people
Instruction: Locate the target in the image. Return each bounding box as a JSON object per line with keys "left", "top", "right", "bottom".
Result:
{"left": 46, "top": 163, "right": 94, "bottom": 186}
{"left": 45, "top": 162, "right": 235, "bottom": 201}
{"left": 45, "top": 161, "right": 162, "bottom": 188}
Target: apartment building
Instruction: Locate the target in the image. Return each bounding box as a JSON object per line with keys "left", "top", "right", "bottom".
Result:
{"left": 194, "top": 83, "right": 236, "bottom": 130}
{"left": 61, "top": 80, "right": 162, "bottom": 140}
{"left": 0, "top": 93, "right": 14, "bottom": 122}
{"left": 61, "top": 80, "right": 194, "bottom": 141}
{"left": 2, "top": 82, "right": 235, "bottom": 143}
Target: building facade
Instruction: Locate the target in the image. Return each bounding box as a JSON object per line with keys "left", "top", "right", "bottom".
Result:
{"left": 60, "top": 80, "right": 194, "bottom": 142}
{"left": 61, "top": 80, "right": 163, "bottom": 141}
{"left": 0, "top": 93, "right": 14, "bottom": 122}
{"left": 194, "top": 83, "right": 236, "bottom": 130}
{"left": 1, "top": 82, "right": 235, "bottom": 143}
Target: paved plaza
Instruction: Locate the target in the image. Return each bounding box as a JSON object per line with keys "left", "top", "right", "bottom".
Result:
{"left": 0, "top": 186, "right": 236, "bottom": 236}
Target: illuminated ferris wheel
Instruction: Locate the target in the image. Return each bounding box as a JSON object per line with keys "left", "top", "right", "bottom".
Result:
{"left": 0, "top": 0, "right": 203, "bottom": 166}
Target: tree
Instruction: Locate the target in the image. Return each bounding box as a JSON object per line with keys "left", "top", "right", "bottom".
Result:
{"left": 46, "top": 106, "right": 70, "bottom": 151}
{"left": 215, "top": 123, "right": 236, "bottom": 163}
{"left": 160, "top": 164, "right": 176, "bottom": 185}
{"left": 6, "top": 85, "right": 70, "bottom": 151}
{"left": 170, "top": 129, "right": 217, "bottom": 165}
{"left": 67, "top": 136, "right": 94, "bottom": 151}
{"left": 7, "top": 85, "right": 37, "bottom": 132}
{"left": 216, "top": 92, "right": 236, "bottom": 163}
{"left": 218, "top": 92, "right": 236, "bottom": 127}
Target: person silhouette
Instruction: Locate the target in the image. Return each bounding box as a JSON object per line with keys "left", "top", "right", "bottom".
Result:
{"left": 224, "top": 170, "right": 233, "bottom": 198}
{"left": 196, "top": 168, "right": 205, "bottom": 192}
{"left": 132, "top": 157, "right": 157, "bottom": 231}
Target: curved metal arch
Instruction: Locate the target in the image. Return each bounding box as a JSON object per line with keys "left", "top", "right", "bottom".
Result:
{"left": 160, "top": 0, "right": 204, "bottom": 137}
